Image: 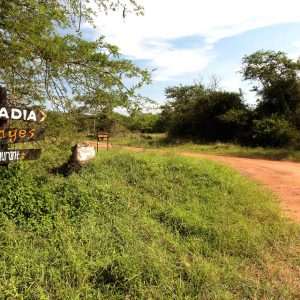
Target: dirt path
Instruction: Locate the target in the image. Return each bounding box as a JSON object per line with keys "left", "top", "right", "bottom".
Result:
{"left": 90, "top": 142, "right": 300, "bottom": 223}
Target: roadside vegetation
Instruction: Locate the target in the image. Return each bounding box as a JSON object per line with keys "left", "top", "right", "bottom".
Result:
{"left": 108, "top": 132, "right": 300, "bottom": 162}
{"left": 157, "top": 51, "right": 300, "bottom": 149}
{"left": 45, "top": 50, "right": 300, "bottom": 162}
{"left": 1, "top": 1, "right": 300, "bottom": 299}
{"left": 0, "top": 149, "right": 299, "bottom": 299}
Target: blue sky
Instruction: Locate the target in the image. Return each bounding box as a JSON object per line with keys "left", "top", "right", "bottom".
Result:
{"left": 84, "top": 0, "right": 300, "bottom": 108}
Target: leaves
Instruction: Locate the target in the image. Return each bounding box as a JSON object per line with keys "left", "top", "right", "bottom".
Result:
{"left": 0, "top": 0, "right": 151, "bottom": 112}
{"left": 162, "top": 82, "right": 248, "bottom": 141}
{"left": 241, "top": 51, "right": 300, "bottom": 127}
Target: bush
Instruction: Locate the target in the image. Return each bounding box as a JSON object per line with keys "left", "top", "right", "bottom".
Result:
{"left": 0, "top": 164, "right": 56, "bottom": 230}
{"left": 162, "top": 84, "right": 249, "bottom": 142}
{"left": 251, "top": 116, "right": 298, "bottom": 147}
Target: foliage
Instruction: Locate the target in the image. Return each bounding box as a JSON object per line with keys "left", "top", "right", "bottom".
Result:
{"left": 125, "top": 111, "right": 163, "bottom": 133}
{"left": 252, "top": 115, "right": 298, "bottom": 147}
{"left": 45, "top": 109, "right": 164, "bottom": 139}
{"left": 0, "top": 164, "right": 55, "bottom": 230}
{"left": 0, "top": 150, "right": 299, "bottom": 298}
{"left": 161, "top": 83, "right": 250, "bottom": 142}
{"left": 0, "top": 0, "right": 151, "bottom": 111}
{"left": 42, "top": 111, "right": 87, "bottom": 149}
{"left": 241, "top": 50, "right": 300, "bottom": 129}
{"left": 160, "top": 56, "right": 300, "bottom": 147}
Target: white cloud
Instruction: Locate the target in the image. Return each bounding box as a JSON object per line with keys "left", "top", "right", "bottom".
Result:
{"left": 152, "top": 48, "right": 214, "bottom": 81}
{"left": 90, "top": 0, "right": 300, "bottom": 81}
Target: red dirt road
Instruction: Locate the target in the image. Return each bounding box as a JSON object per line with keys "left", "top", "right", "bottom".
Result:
{"left": 90, "top": 142, "right": 300, "bottom": 223}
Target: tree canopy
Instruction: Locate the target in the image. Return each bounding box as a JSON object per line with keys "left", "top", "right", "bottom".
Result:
{"left": 241, "top": 50, "right": 300, "bottom": 128}
{"left": 160, "top": 67, "right": 300, "bottom": 147}
{"left": 161, "top": 82, "right": 248, "bottom": 142}
{"left": 0, "top": 0, "right": 151, "bottom": 112}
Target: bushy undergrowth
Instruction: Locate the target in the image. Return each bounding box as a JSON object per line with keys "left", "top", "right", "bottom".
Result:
{"left": 0, "top": 150, "right": 299, "bottom": 299}
{"left": 111, "top": 133, "right": 300, "bottom": 161}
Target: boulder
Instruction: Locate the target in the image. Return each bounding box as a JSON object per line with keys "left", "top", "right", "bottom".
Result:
{"left": 74, "top": 143, "right": 96, "bottom": 163}
{"left": 65, "top": 143, "right": 96, "bottom": 173}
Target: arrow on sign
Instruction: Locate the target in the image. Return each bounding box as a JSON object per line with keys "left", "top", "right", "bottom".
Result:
{"left": 37, "top": 109, "right": 47, "bottom": 122}
{"left": 0, "top": 106, "right": 47, "bottom": 123}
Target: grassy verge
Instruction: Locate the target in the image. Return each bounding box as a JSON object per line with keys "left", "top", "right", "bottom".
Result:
{"left": 110, "top": 132, "right": 300, "bottom": 161}
{"left": 0, "top": 149, "right": 299, "bottom": 299}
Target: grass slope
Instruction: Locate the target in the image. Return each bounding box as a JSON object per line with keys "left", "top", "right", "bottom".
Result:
{"left": 0, "top": 150, "right": 299, "bottom": 299}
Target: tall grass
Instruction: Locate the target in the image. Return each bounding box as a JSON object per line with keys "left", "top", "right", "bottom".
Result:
{"left": 0, "top": 150, "right": 299, "bottom": 299}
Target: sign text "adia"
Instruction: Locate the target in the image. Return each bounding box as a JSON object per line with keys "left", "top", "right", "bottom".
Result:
{"left": 0, "top": 107, "right": 46, "bottom": 122}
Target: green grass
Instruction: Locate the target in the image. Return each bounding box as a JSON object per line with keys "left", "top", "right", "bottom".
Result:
{"left": 0, "top": 149, "right": 299, "bottom": 299}
{"left": 168, "top": 142, "right": 300, "bottom": 161}
{"left": 110, "top": 132, "right": 300, "bottom": 162}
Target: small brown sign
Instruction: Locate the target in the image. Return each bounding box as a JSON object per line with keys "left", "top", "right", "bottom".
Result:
{"left": 0, "top": 149, "right": 41, "bottom": 164}
{"left": 96, "top": 132, "right": 109, "bottom": 151}
{"left": 0, "top": 128, "right": 45, "bottom": 144}
{"left": 97, "top": 132, "right": 109, "bottom": 141}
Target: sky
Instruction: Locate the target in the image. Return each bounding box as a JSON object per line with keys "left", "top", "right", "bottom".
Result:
{"left": 84, "top": 0, "right": 300, "bottom": 108}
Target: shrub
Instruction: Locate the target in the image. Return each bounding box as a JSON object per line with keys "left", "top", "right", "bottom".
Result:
{"left": 0, "top": 164, "right": 56, "bottom": 230}
{"left": 251, "top": 116, "right": 298, "bottom": 147}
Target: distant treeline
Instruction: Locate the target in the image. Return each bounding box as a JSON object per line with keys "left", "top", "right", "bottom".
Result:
{"left": 45, "top": 109, "right": 162, "bottom": 138}
{"left": 46, "top": 50, "right": 300, "bottom": 148}
{"left": 158, "top": 50, "right": 300, "bottom": 148}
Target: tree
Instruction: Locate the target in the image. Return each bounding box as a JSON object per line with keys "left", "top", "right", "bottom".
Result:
{"left": 0, "top": 0, "right": 151, "bottom": 112}
{"left": 241, "top": 50, "right": 300, "bottom": 128}
{"left": 161, "top": 81, "right": 249, "bottom": 142}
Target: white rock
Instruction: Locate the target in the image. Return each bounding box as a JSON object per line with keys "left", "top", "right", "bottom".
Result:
{"left": 74, "top": 144, "right": 95, "bottom": 163}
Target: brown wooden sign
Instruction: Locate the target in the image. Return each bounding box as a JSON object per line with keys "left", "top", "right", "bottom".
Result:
{"left": 96, "top": 131, "right": 109, "bottom": 151}
{"left": 97, "top": 132, "right": 109, "bottom": 141}
{"left": 0, "top": 106, "right": 46, "bottom": 123}
{"left": 0, "top": 149, "right": 41, "bottom": 164}
{"left": 0, "top": 128, "right": 45, "bottom": 144}
{"left": 0, "top": 82, "right": 44, "bottom": 165}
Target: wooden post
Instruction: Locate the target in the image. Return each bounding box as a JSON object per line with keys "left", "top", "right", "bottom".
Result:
{"left": 93, "top": 116, "right": 96, "bottom": 137}
{"left": 96, "top": 134, "right": 99, "bottom": 153}
{"left": 0, "top": 84, "right": 8, "bottom": 168}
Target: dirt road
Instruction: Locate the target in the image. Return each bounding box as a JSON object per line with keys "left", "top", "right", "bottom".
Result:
{"left": 91, "top": 142, "right": 300, "bottom": 223}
